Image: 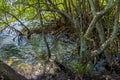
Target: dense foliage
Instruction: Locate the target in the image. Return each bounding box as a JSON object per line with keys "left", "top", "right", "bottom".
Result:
{"left": 0, "top": 0, "right": 120, "bottom": 80}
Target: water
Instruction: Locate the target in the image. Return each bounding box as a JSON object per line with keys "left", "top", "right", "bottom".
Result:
{"left": 0, "top": 21, "right": 77, "bottom": 79}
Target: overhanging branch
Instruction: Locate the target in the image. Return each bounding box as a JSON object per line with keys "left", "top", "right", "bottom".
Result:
{"left": 0, "top": 8, "right": 30, "bottom": 32}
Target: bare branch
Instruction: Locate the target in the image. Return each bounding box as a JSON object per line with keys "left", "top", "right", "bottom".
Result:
{"left": 0, "top": 8, "right": 30, "bottom": 32}
{"left": 91, "top": 0, "right": 120, "bottom": 56}
{"left": 84, "top": 1, "right": 116, "bottom": 38}
{"left": 88, "top": 0, "right": 105, "bottom": 43}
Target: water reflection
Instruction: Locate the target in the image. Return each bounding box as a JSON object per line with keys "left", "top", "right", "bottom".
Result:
{"left": 0, "top": 21, "right": 77, "bottom": 79}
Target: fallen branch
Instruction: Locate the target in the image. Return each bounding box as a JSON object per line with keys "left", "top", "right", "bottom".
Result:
{"left": 0, "top": 60, "right": 29, "bottom": 80}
